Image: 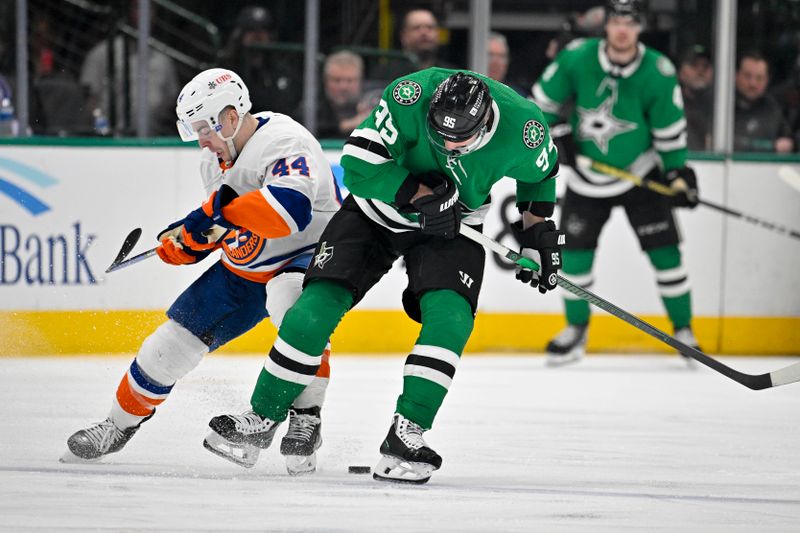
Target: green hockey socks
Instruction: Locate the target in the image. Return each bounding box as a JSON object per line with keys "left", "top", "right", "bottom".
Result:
{"left": 647, "top": 245, "right": 692, "bottom": 329}
{"left": 250, "top": 280, "right": 353, "bottom": 421}
{"left": 396, "top": 290, "right": 474, "bottom": 429}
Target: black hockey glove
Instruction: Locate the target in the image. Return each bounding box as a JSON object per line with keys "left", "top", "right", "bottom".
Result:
{"left": 410, "top": 174, "right": 461, "bottom": 239}
{"left": 511, "top": 220, "right": 565, "bottom": 294}
{"left": 550, "top": 122, "right": 578, "bottom": 168}
{"left": 665, "top": 166, "right": 699, "bottom": 209}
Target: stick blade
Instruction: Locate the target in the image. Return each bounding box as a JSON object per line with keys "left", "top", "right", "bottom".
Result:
{"left": 768, "top": 360, "right": 800, "bottom": 388}
{"left": 106, "top": 228, "right": 143, "bottom": 273}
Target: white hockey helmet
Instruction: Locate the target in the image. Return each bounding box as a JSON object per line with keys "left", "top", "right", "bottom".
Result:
{"left": 175, "top": 68, "right": 252, "bottom": 142}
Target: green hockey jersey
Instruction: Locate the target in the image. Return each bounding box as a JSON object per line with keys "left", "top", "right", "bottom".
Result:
{"left": 532, "top": 38, "right": 687, "bottom": 198}
{"left": 341, "top": 67, "right": 559, "bottom": 231}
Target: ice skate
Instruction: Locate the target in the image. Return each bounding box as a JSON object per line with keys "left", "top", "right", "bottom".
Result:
{"left": 280, "top": 406, "right": 322, "bottom": 476}
{"left": 373, "top": 414, "right": 441, "bottom": 484}
{"left": 62, "top": 413, "right": 153, "bottom": 462}
{"left": 674, "top": 326, "right": 702, "bottom": 368}
{"left": 545, "top": 324, "right": 588, "bottom": 367}
{"left": 203, "top": 410, "right": 280, "bottom": 468}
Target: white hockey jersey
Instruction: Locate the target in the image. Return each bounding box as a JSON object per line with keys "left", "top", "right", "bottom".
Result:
{"left": 198, "top": 112, "right": 342, "bottom": 283}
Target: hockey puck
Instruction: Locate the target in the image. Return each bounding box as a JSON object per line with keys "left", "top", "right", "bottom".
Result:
{"left": 348, "top": 465, "right": 371, "bottom": 474}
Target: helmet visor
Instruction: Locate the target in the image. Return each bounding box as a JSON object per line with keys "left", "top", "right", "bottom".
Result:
{"left": 176, "top": 118, "right": 221, "bottom": 142}
{"left": 425, "top": 120, "right": 487, "bottom": 157}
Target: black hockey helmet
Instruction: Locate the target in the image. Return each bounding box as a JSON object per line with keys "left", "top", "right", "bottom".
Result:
{"left": 606, "top": 0, "right": 645, "bottom": 21}
{"left": 427, "top": 72, "right": 493, "bottom": 142}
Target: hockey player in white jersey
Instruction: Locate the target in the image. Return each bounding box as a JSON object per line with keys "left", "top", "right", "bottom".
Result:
{"left": 64, "top": 68, "right": 343, "bottom": 474}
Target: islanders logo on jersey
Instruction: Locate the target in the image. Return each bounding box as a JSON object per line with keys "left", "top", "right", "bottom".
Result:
{"left": 523, "top": 120, "right": 545, "bottom": 149}
{"left": 393, "top": 80, "right": 422, "bottom": 105}
{"left": 222, "top": 229, "right": 265, "bottom": 266}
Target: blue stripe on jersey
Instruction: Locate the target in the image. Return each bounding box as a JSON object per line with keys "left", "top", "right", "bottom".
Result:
{"left": 266, "top": 185, "right": 312, "bottom": 231}
{"left": 255, "top": 116, "right": 271, "bottom": 130}
{"left": 130, "top": 359, "right": 174, "bottom": 395}
{"left": 249, "top": 244, "right": 317, "bottom": 269}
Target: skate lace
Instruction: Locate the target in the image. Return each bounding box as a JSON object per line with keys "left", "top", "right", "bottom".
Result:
{"left": 82, "top": 419, "right": 123, "bottom": 453}
{"left": 397, "top": 417, "right": 426, "bottom": 450}
{"left": 235, "top": 410, "right": 273, "bottom": 434}
{"left": 285, "top": 414, "right": 319, "bottom": 443}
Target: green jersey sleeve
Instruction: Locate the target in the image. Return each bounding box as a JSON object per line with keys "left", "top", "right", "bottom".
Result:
{"left": 340, "top": 83, "right": 415, "bottom": 205}
{"left": 531, "top": 40, "right": 583, "bottom": 124}
{"left": 507, "top": 121, "right": 559, "bottom": 214}
{"left": 645, "top": 54, "right": 688, "bottom": 170}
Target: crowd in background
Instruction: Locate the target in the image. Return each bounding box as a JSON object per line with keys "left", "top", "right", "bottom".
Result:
{"left": 1, "top": 2, "right": 799, "bottom": 153}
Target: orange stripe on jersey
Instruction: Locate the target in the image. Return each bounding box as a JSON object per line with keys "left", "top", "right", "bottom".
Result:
{"left": 116, "top": 375, "right": 162, "bottom": 416}
{"left": 222, "top": 190, "right": 291, "bottom": 238}
{"left": 221, "top": 260, "right": 277, "bottom": 284}
{"left": 316, "top": 347, "right": 331, "bottom": 378}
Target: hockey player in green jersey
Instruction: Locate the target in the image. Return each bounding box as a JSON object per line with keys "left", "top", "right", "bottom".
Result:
{"left": 531, "top": 0, "right": 701, "bottom": 366}
{"left": 204, "top": 68, "right": 564, "bottom": 483}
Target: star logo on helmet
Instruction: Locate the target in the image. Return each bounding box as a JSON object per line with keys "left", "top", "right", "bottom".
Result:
{"left": 208, "top": 81, "right": 217, "bottom": 90}
{"left": 392, "top": 80, "right": 422, "bottom": 105}
{"left": 522, "top": 120, "right": 545, "bottom": 149}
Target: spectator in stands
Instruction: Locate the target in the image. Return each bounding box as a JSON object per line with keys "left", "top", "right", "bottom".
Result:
{"left": 734, "top": 51, "right": 794, "bottom": 153}
{"left": 678, "top": 45, "right": 714, "bottom": 151}
{"left": 369, "top": 8, "right": 458, "bottom": 84}
{"left": 219, "top": 5, "right": 302, "bottom": 116}
{"left": 305, "top": 51, "right": 373, "bottom": 139}
{"left": 487, "top": 32, "right": 527, "bottom": 96}
{"left": 80, "top": 1, "right": 179, "bottom": 136}
{"left": 0, "top": 73, "right": 16, "bottom": 137}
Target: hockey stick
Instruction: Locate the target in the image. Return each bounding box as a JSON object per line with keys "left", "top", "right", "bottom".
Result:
{"left": 105, "top": 225, "right": 229, "bottom": 274}
{"left": 105, "top": 247, "right": 160, "bottom": 273}
{"left": 105, "top": 228, "right": 144, "bottom": 273}
{"left": 458, "top": 224, "right": 800, "bottom": 390}
{"left": 585, "top": 158, "right": 800, "bottom": 242}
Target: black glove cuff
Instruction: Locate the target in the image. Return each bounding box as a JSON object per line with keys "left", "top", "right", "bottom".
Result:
{"left": 511, "top": 220, "right": 558, "bottom": 248}
{"left": 516, "top": 201, "right": 556, "bottom": 218}
{"left": 394, "top": 174, "right": 420, "bottom": 208}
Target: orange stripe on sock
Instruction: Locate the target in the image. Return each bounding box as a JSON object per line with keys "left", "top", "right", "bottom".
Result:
{"left": 316, "top": 348, "right": 331, "bottom": 378}
{"left": 115, "top": 375, "right": 164, "bottom": 416}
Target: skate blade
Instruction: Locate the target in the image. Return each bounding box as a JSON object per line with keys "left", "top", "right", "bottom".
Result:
{"left": 59, "top": 449, "right": 101, "bottom": 464}
{"left": 203, "top": 431, "right": 259, "bottom": 468}
{"left": 372, "top": 455, "right": 434, "bottom": 484}
{"left": 545, "top": 350, "right": 584, "bottom": 368}
{"left": 285, "top": 453, "right": 317, "bottom": 476}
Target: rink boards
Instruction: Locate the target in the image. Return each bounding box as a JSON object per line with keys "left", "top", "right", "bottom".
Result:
{"left": 0, "top": 142, "right": 798, "bottom": 355}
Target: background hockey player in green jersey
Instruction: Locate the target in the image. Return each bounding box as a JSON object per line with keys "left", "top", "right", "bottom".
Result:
{"left": 531, "top": 0, "right": 701, "bottom": 366}
{"left": 204, "top": 68, "right": 564, "bottom": 483}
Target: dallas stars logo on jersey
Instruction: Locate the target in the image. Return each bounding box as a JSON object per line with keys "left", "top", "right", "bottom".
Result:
{"left": 393, "top": 81, "right": 422, "bottom": 105}
{"left": 523, "top": 120, "right": 546, "bottom": 149}
{"left": 577, "top": 95, "right": 637, "bottom": 154}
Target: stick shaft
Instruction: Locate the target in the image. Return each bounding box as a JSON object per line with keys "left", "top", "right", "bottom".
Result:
{"left": 458, "top": 225, "right": 800, "bottom": 390}
{"left": 589, "top": 160, "right": 800, "bottom": 241}
{"left": 105, "top": 248, "right": 158, "bottom": 273}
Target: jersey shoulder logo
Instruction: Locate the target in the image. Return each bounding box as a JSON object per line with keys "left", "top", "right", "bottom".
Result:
{"left": 523, "top": 120, "right": 545, "bottom": 149}
{"left": 393, "top": 80, "right": 422, "bottom": 105}
{"left": 657, "top": 56, "right": 676, "bottom": 77}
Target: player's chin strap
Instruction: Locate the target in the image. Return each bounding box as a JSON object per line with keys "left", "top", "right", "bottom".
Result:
{"left": 458, "top": 224, "right": 800, "bottom": 391}
{"left": 220, "top": 114, "right": 248, "bottom": 161}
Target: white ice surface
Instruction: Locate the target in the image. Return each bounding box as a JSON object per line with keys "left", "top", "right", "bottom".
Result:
{"left": 1, "top": 354, "right": 799, "bottom": 532}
